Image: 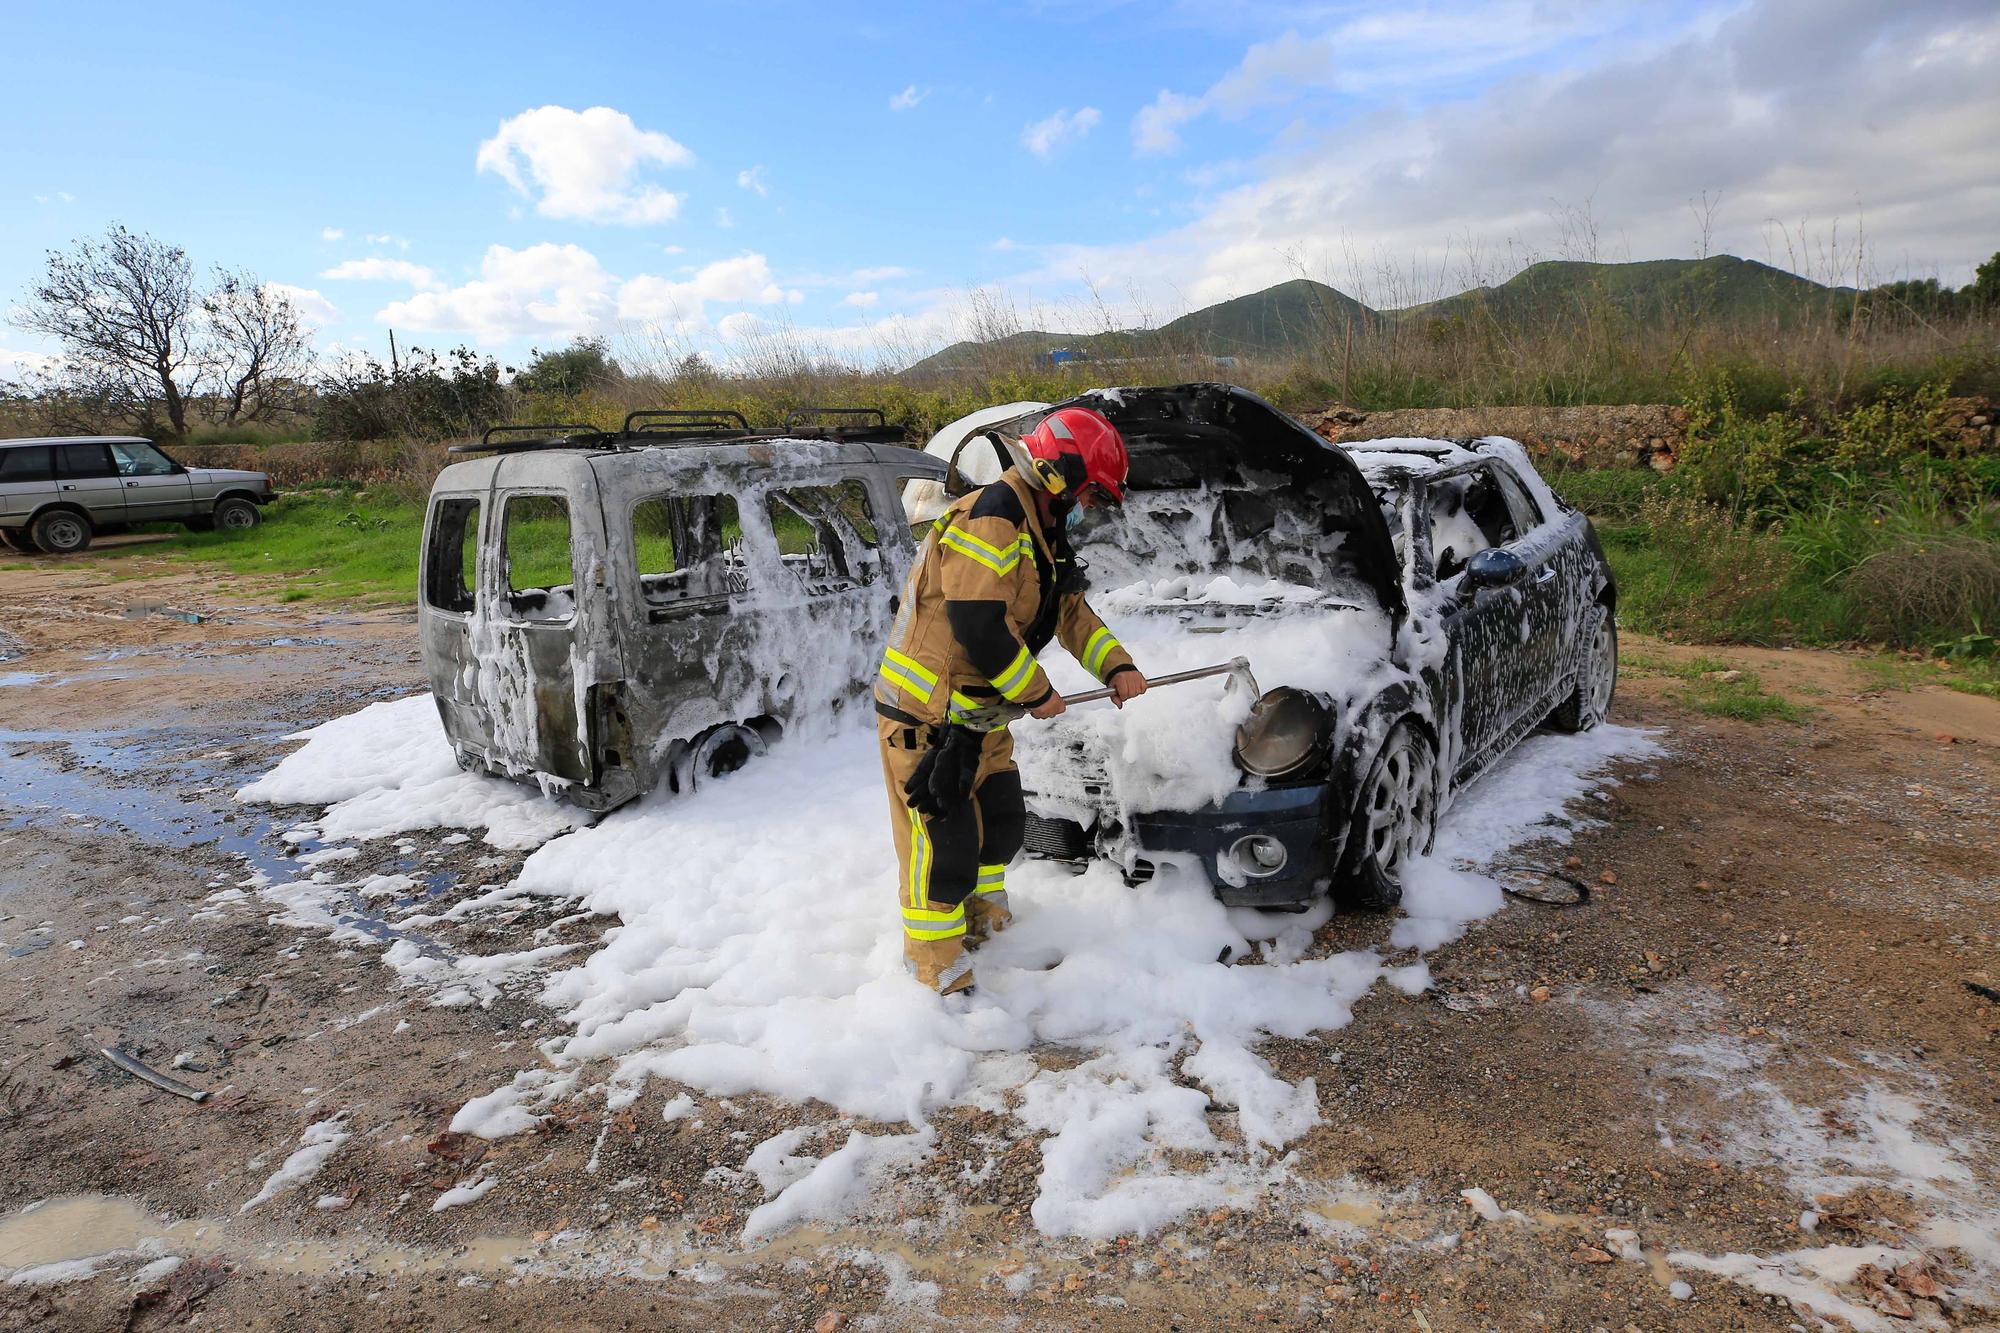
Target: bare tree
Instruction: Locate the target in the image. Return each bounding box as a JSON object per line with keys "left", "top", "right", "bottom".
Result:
{"left": 15, "top": 225, "right": 200, "bottom": 439}
{"left": 203, "top": 270, "right": 311, "bottom": 423}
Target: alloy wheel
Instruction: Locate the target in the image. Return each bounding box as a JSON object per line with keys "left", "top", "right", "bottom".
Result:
{"left": 1364, "top": 729, "right": 1437, "bottom": 885}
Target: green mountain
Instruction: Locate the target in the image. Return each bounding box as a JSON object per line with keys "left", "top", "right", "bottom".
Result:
{"left": 1390, "top": 256, "right": 1844, "bottom": 330}
{"left": 902, "top": 256, "right": 1841, "bottom": 374}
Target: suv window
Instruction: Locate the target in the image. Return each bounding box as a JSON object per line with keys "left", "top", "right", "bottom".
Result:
{"left": 502, "top": 494, "right": 576, "bottom": 620}
{"left": 56, "top": 443, "right": 116, "bottom": 480}
{"left": 634, "top": 493, "right": 743, "bottom": 609}
{"left": 0, "top": 446, "right": 56, "bottom": 484}
{"left": 109, "top": 441, "right": 179, "bottom": 477}
{"left": 1490, "top": 463, "right": 1545, "bottom": 534}
{"left": 1425, "top": 466, "right": 1519, "bottom": 580}
{"left": 764, "top": 480, "right": 881, "bottom": 590}
{"left": 424, "top": 497, "right": 481, "bottom": 614}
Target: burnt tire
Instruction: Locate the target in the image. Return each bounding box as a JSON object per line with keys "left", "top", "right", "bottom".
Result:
{"left": 212, "top": 496, "right": 262, "bottom": 531}
{"left": 1548, "top": 604, "right": 1617, "bottom": 733}
{"left": 1336, "top": 720, "right": 1438, "bottom": 912}
{"left": 672, "top": 723, "right": 768, "bottom": 793}
{"left": 30, "top": 509, "right": 92, "bottom": 555}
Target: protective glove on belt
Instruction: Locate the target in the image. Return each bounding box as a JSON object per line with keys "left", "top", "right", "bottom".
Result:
{"left": 902, "top": 724, "right": 984, "bottom": 817}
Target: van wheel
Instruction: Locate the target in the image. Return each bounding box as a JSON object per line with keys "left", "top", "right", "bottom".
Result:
{"left": 31, "top": 509, "right": 92, "bottom": 555}
{"left": 213, "top": 497, "right": 262, "bottom": 531}
{"left": 672, "top": 723, "right": 768, "bottom": 793}
{"left": 1336, "top": 720, "right": 1438, "bottom": 912}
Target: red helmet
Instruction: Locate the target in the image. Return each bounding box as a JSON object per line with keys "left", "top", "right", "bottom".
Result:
{"left": 1022, "top": 407, "right": 1129, "bottom": 504}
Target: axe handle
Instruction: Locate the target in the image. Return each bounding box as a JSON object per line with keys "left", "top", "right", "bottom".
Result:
{"left": 1063, "top": 657, "right": 1252, "bottom": 706}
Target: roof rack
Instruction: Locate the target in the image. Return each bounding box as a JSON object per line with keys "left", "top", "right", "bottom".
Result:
{"left": 449, "top": 404, "right": 909, "bottom": 459}
{"left": 623, "top": 409, "right": 753, "bottom": 436}
{"left": 449, "top": 424, "right": 615, "bottom": 455}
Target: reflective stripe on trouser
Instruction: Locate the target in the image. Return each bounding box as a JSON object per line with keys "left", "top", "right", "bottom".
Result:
{"left": 879, "top": 717, "right": 1023, "bottom": 993}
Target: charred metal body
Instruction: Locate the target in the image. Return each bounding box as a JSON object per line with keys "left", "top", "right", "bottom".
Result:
{"left": 418, "top": 415, "right": 946, "bottom": 812}
{"left": 935, "top": 385, "right": 1618, "bottom": 911}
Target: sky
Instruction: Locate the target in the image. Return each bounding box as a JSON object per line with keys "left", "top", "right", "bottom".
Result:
{"left": 2, "top": 0, "right": 1996, "bottom": 375}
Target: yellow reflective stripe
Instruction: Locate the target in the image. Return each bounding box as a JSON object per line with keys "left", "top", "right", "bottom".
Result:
{"left": 906, "top": 807, "right": 932, "bottom": 909}
{"left": 903, "top": 904, "right": 966, "bottom": 940}
{"left": 975, "top": 864, "right": 1005, "bottom": 894}
{"left": 1082, "top": 627, "right": 1121, "bottom": 679}
{"left": 945, "top": 690, "right": 983, "bottom": 724}
{"left": 938, "top": 526, "right": 1023, "bottom": 576}
{"left": 880, "top": 647, "right": 938, "bottom": 703}
{"left": 884, "top": 647, "right": 938, "bottom": 687}
{"left": 990, "top": 646, "right": 1038, "bottom": 702}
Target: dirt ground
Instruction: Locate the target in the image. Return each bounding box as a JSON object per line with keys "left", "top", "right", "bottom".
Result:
{"left": 1, "top": 555, "right": 1995, "bottom": 1333}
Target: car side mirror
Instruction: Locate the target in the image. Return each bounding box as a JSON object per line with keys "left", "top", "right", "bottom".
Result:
{"left": 1463, "top": 547, "right": 1527, "bottom": 590}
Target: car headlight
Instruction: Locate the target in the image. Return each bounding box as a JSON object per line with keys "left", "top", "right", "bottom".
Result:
{"left": 1232, "top": 686, "right": 1333, "bottom": 781}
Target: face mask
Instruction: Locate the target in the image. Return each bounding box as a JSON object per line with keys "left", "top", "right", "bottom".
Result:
{"left": 1065, "top": 504, "right": 1085, "bottom": 531}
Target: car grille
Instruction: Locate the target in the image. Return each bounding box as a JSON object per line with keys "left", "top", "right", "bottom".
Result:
{"left": 1023, "top": 811, "right": 1091, "bottom": 860}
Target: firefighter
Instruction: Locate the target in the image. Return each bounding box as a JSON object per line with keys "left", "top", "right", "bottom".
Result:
{"left": 875, "top": 407, "right": 1148, "bottom": 995}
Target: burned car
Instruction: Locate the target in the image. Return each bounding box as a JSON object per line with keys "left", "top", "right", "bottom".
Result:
{"left": 910, "top": 385, "right": 1616, "bottom": 909}
{"left": 419, "top": 410, "right": 946, "bottom": 811}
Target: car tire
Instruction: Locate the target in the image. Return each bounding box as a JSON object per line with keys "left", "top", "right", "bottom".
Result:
{"left": 212, "top": 497, "right": 263, "bottom": 532}
{"left": 1336, "top": 720, "right": 1438, "bottom": 912}
{"left": 1548, "top": 604, "right": 1617, "bottom": 733}
{"left": 0, "top": 527, "right": 27, "bottom": 552}
{"left": 30, "top": 509, "right": 92, "bottom": 555}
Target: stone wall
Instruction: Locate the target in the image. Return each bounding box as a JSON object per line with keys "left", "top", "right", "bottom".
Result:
{"left": 1311, "top": 398, "right": 1998, "bottom": 472}
{"left": 1312, "top": 403, "right": 1689, "bottom": 471}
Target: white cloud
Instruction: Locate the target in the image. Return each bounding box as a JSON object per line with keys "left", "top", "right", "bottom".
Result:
{"left": 266, "top": 283, "right": 340, "bottom": 327}
{"left": 1021, "top": 106, "right": 1101, "bottom": 158}
{"left": 1134, "top": 90, "right": 1202, "bottom": 155}
{"left": 321, "top": 258, "right": 440, "bottom": 290}
{"left": 848, "top": 265, "right": 911, "bottom": 283}
{"left": 889, "top": 84, "right": 929, "bottom": 112}
{"left": 737, "top": 165, "right": 770, "bottom": 196}
{"left": 377, "top": 243, "right": 615, "bottom": 344}
{"left": 716, "top": 311, "right": 766, "bottom": 340}
{"left": 843, "top": 291, "right": 880, "bottom": 308}
{"left": 991, "top": 237, "right": 1017, "bottom": 252}
{"left": 365, "top": 232, "right": 411, "bottom": 250}
{"left": 715, "top": 206, "right": 734, "bottom": 229}
{"left": 320, "top": 226, "right": 345, "bottom": 242}
{"left": 476, "top": 105, "right": 693, "bottom": 225}
{"left": 0, "top": 343, "right": 62, "bottom": 378}
{"left": 1041, "top": 0, "right": 2000, "bottom": 308}
{"left": 31, "top": 191, "right": 76, "bottom": 205}
{"left": 617, "top": 253, "right": 795, "bottom": 325}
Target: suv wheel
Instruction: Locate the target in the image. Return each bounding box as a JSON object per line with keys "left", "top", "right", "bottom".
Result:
{"left": 1548, "top": 604, "right": 1616, "bottom": 733}
{"left": 30, "top": 509, "right": 92, "bottom": 555}
{"left": 1337, "top": 720, "right": 1438, "bottom": 911}
{"left": 213, "top": 497, "right": 263, "bottom": 531}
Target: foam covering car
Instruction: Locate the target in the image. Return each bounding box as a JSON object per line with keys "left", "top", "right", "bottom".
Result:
{"left": 908, "top": 384, "right": 1618, "bottom": 909}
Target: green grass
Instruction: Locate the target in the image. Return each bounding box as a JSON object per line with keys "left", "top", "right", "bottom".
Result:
{"left": 1619, "top": 650, "right": 1810, "bottom": 723}
{"left": 66, "top": 488, "right": 428, "bottom": 603}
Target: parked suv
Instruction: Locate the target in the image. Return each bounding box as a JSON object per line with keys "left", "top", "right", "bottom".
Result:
{"left": 419, "top": 409, "right": 947, "bottom": 811}
{"left": 0, "top": 435, "right": 275, "bottom": 554}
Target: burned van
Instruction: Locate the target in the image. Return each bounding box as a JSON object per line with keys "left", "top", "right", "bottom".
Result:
{"left": 418, "top": 411, "right": 947, "bottom": 812}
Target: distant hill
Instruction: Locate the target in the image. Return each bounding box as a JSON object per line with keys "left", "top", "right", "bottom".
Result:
{"left": 1393, "top": 256, "right": 1845, "bottom": 330}
{"left": 902, "top": 255, "right": 1843, "bottom": 375}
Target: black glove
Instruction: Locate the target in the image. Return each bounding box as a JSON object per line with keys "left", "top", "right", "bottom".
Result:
{"left": 904, "top": 725, "right": 982, "bottom": 817}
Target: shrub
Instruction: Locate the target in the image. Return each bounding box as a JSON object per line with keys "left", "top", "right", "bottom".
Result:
{"left": 1839, "top": 534, "right": 2000, "bottom": 644}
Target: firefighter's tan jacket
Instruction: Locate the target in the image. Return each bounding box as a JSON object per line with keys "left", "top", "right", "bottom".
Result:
{"left": 875, "top": 469, "right": 1135, "bottom": 728}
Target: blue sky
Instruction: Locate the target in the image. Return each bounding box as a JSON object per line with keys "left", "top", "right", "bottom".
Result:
{"left": 4, "top": 0, "right": 1996, "bottom": 373}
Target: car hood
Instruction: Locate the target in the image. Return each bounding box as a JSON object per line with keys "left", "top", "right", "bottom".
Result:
{"left": 186, "top": 468, "right": 270, "bottom": 486}
{"left": 1015, "top": 582, "right": 1400, "bottom": 820}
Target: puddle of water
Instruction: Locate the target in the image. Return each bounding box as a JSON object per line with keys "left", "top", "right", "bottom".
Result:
{"left": 121, "top": 604, "right": 208, "bottom": 625}
{"left": 0, "top": 1194, "right": 536, "bottom": 1280}
{"left": 0, "top": 727, "right": 450, "bottom": 954}
{"left": 0, "top": 672, "right": 44, "bottom": 688}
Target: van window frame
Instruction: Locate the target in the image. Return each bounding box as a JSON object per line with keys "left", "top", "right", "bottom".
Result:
{"left": 759, "top": 476, "right": 885, "bottom": 595}
{"left": 423, "top": 494, "right": 482, "bottom": 616}
{"left": 628, "top": 490, "right": 745, "bottom": 621}
{"left": 496, "top": 489, "right": 582, "bottom": 625}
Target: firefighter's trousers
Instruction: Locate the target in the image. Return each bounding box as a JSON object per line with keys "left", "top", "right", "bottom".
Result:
{"left": 878, "top": 716, "right": 1025, "bottom": 994}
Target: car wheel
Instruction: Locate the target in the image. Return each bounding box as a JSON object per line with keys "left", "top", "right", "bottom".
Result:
{"left": 1548, "top": 604, "right": 1617, "bottom": 733}
{"left": 1338, "top": 720, "right": 1438, "bottom": 911}
{"left": 213, "top": 497, "right": 262, "bottom": 531}
{"left": 672, "top": 723, "right": 767, "bottom": 793}
{"left": 30, "top": 509, "right": 92, "bottom": 555}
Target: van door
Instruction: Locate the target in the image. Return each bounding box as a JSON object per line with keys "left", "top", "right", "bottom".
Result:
{"left": 54, "top": 443, "right": 128, "bottom": 527}
{"left": 472, "top": 488, "right": 601, "bottom": 787}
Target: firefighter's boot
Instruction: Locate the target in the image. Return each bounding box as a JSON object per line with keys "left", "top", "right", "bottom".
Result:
{"left": 905, "top": 933, "right": 975, "bottom": 996}
{"left": 964, "top": 865, "right": 1012, "bottom": 948}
